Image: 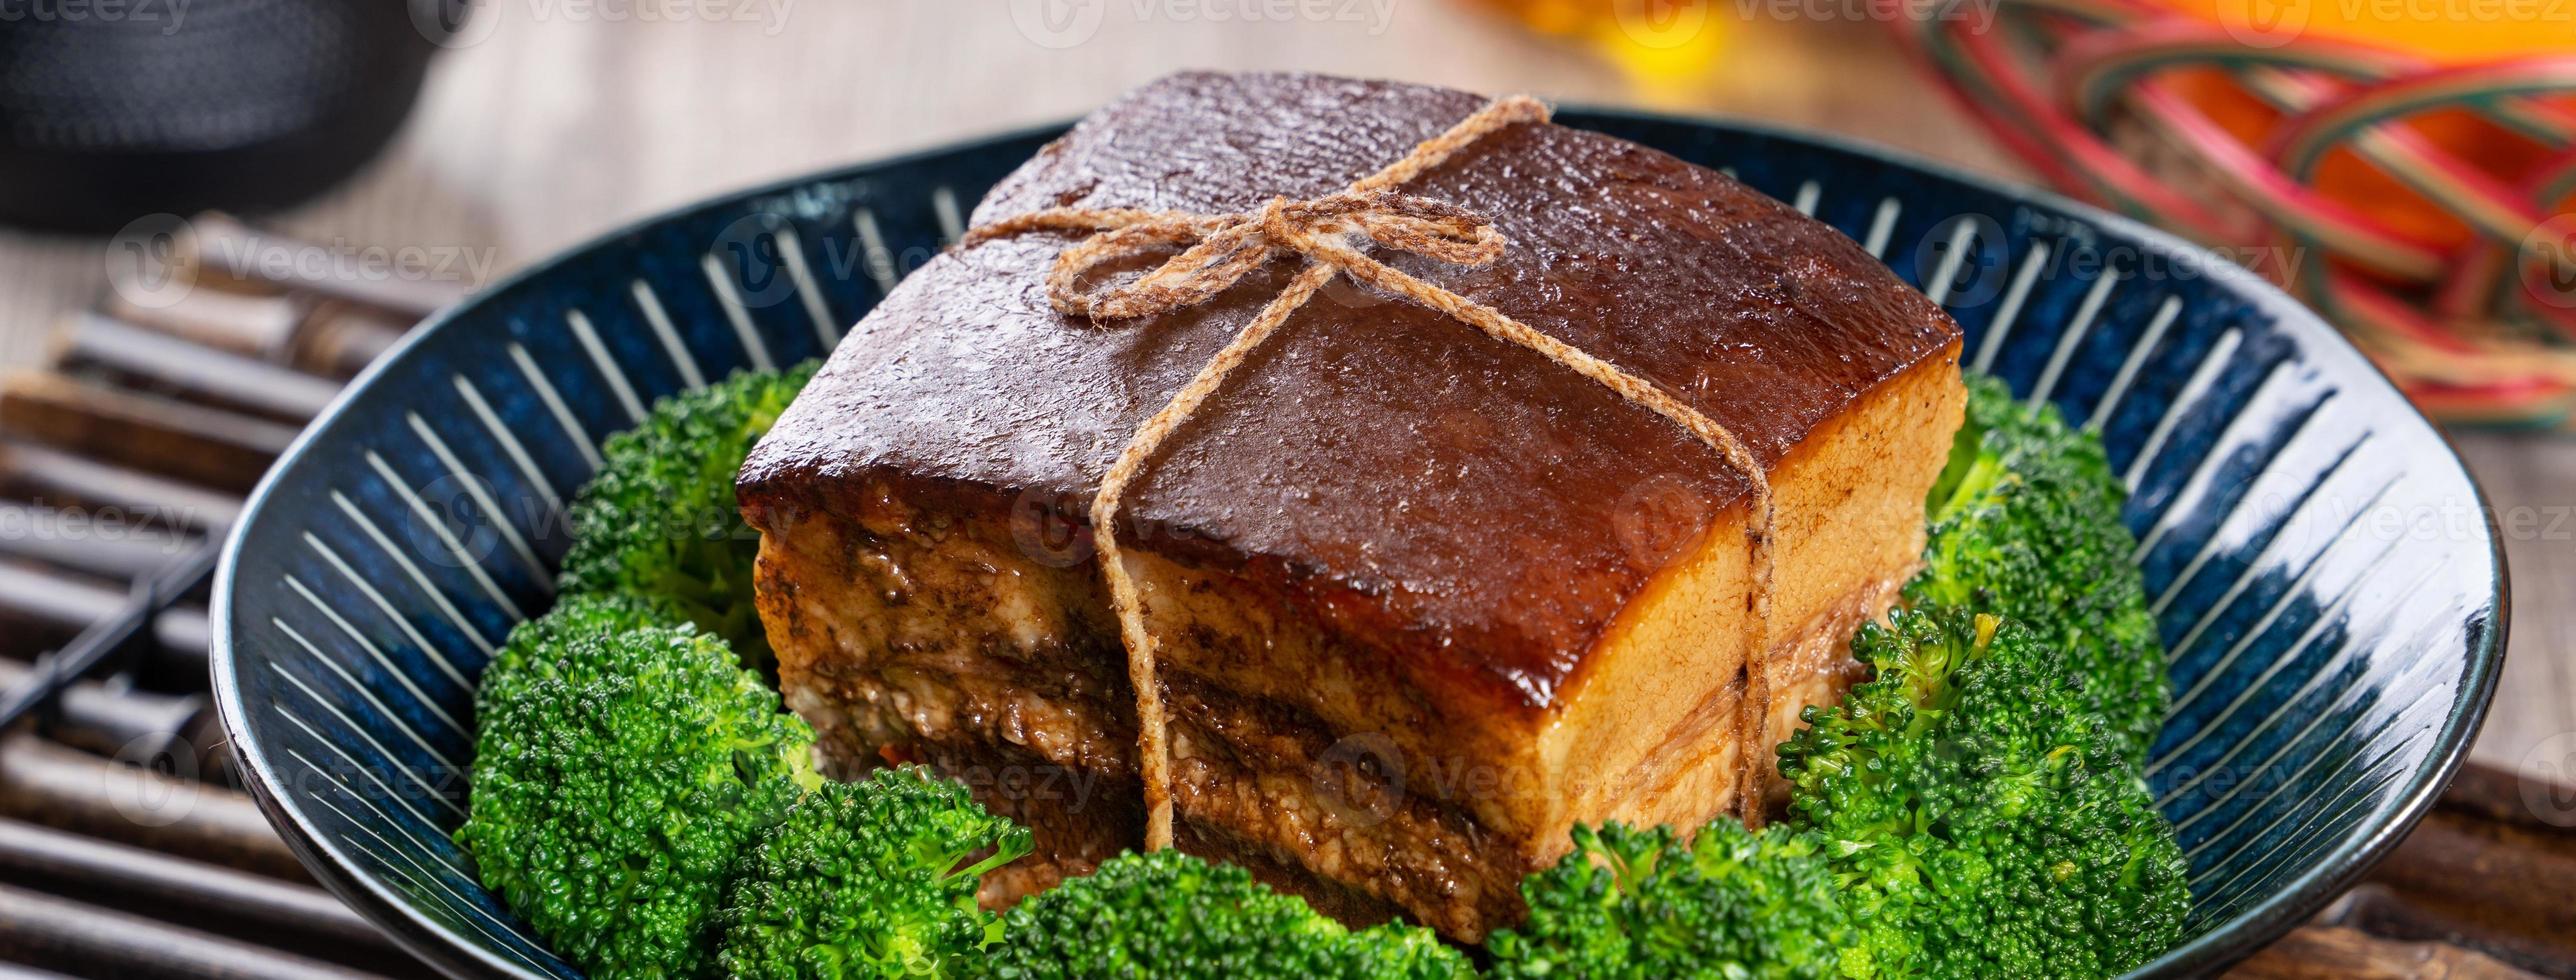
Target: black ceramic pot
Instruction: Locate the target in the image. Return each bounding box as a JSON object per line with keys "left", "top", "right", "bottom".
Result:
{"left": 0, "top": 0, "right": 453, "bottom": 232}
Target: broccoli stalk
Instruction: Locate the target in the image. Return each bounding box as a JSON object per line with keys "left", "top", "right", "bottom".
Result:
{"left": 983, "top": 849, "right": 1473, "bottom": 979}
{"left": 719, "top": 767, "right": 1033, "bottom": 979}
{"left": 457, "top": 623, "right": 819, "bottom": 978}
{"left": 556, "top": 363, "right": 816, "bottom": 672}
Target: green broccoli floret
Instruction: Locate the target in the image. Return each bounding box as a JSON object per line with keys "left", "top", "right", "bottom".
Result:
{"left": 458, "top": 624, "right": 819, "bottom": 978}
{"left": 983, "top": 849, "right": 1474, "bottom": 979}
{"left": 472, "top": 591, "right": 685, "bottom": 720}
{"left": 1489, "top": 821, "right": 1871, "bottom": 980}
{"left": 719, "top": 767, "right": 1031, "bottom": 979}
{"left": 557, "top": 363, "right": 816, "bottom": 671}
{"left": 1775, "top": 608, "right": 2189, "bottom": 978}
{"left": 1911, "top": 376, "right": 2167, "bottom": 763}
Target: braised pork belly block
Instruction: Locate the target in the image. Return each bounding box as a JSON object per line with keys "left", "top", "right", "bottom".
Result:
{"left": 738, "top": 71, "right": 1965, "bottom": 940}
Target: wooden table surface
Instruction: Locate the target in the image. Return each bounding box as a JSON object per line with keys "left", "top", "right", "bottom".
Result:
{"left": 0, "top": 0, "right": 2564, "bottom": 846}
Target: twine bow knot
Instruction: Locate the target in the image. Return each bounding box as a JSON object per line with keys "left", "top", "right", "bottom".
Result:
{"left": 1034, "top": 191, "right": 1506, "bottom": 321}
{"left": 963, "top": 95, "right": 1780, "bottom": 851}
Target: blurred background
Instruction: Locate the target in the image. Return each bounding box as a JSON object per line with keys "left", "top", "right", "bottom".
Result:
{"left": 0, "top": 1, "right": 2568, "bottom": 977}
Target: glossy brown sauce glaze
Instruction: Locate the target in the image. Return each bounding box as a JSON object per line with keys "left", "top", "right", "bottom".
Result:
{"left": 739, "top": 71, "right": 1958, "bottom": 713}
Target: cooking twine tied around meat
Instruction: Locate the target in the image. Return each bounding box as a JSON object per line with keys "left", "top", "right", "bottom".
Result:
{"left": 963, "top": 95, "right": 1780, "bottom": 849}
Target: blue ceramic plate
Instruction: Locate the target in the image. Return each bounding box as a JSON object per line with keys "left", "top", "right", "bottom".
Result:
{"left": 211, "top": 109, "right": 2506, "bottom": 978}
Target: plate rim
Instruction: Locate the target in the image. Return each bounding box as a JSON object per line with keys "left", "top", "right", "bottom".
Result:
{"left": 207, "top": 105, "right": 2510, "bottom": 980}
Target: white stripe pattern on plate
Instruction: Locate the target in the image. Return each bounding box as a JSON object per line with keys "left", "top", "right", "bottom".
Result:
{"left": 450, "top": 377, "right": 564, "bottom": 515}
{"left": 2086, "top": 295, "right": 2184, "bottom": 432}
{"left": 1861, "top": 197, "right": 1900, "bottom": 258}
{"left": 2165, "top": 607, "right": 2454, "bottom": 831}
{"left": 1792, "top": 180, "right": 1820, "bottom": 216}
{"left": 698, "top": 253, "right": 778, "bottom": 373}
{"left": 2130, "top": 363, "right": 2309, "bottom": 560}
{"left": 1970, "top": 241, "right": 2050, "bottom": 375}
{"left": 265, "top": 652, "right": 466, "bottom": 821}
{"left": 2192, "top": 732, "right": 2417, "bottom": 896}
{"left": 284, "top": 573, "right": 466, "bottom": 742}
{"left": 2154, "top": 559, "right": 2444, "bottom": 779}
{"left": 303, "top": 532, "right": 482, "bottom": 688}
{"left": 2166, "top": 528, "right": 2400, "bottom": 724}
{"left": 364, "top": 451, "right": 527, "bottom": 620}
{"left": 507, "top": 344, "right": 602, "bottom": 472}
{"left": 2202, "top": 775, "right": 2408, "bottom": 926}
{"left": 1921, "top": 218, "right": 1976, "bottom": 307}
{"left": 330, "top": 492, "right": 502, "bottom": 658}
{"left": 564, "top": 310, "right": 647, "bottom": 426}
{"left": 2151, "top": 571, "right": 2401, "bottom": 806}
{"left": 271, "top": 627, "right": 462, "bottom": 796}
{"left": 2162, "top": 476, "right": 2394, "bottom": 673}
{"left": 2188, "top": 667, "right": 2447, "bottom": 880}
{"left": 2193, "top": 666, "right": 2452, "bottom": 908}
{"left": 2151, "top": 442, "right": 2369, "bottom": 617}
{"left": 2187, "top": 680, "right": 2439, "bottom": 879}
{"left": 773, "top": 224, "right": 839, "bottom": 347}
{"left": 2025, "top": 268, "right": 2121, "bottom": 410}
{"left": 852, "top": 207, "right": 900, "bottom": 295}
{"left": 931, "top": 185, "right": 965, "bottom": 242}
{"left": 306, "top": 790, "right": 562, "bottom": 975}
{"left": 275, "top": 718, "right": 469, "bottom": 874}
{"left": 409, "top": 414, "right": 551, "bottom": 589}
{"left": 631, "top": 279, "right": 707, "bottom": 389}
{"left": 2123, "top": 328, "right": 2243, "bottom": 490}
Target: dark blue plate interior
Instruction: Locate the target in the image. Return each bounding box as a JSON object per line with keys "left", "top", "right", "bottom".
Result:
{"left": 211, "top": 109, "right": 2505, "bottom": 979}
